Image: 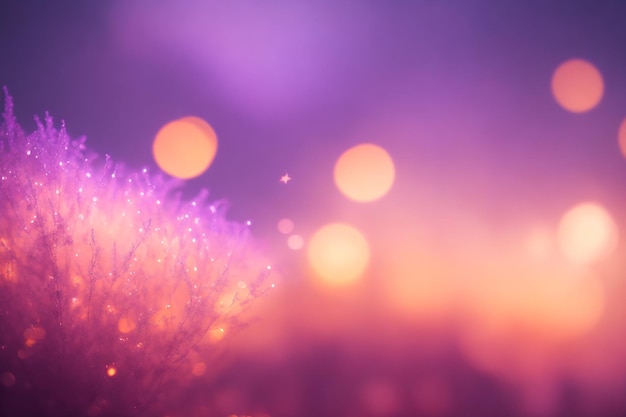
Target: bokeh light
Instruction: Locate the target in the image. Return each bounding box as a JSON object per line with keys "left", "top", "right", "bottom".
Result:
{"left": 461, "top": 265, "right": 606, "bottom": 390}
{"left": 207, "top": 326, "right": 226, "bottom": 344}
{"left": 192, "top": 362, "right": 207, "bottom": 377}
{"left": 117, "top": 317, "right": 137, "bottom": 334}
{"left": 0, "top": 372, "right": 16, "bottom": 388}
{"left": 277, "top": 218, "right": 294, "bottom": 234}
{"left": 7, "top": 1, "right": 626, "bottom": 414}
{"left": 152, "top": 116, "right": 218, "bottom": 179}
{"left": 551, "top": 59, "right": 604, "bottom": 113}
{"left": 334, "top": 143, "right": 395, "bottom": 202}
{"left": 618, "top": 117, "right": 626, "bottom": 159}
{"left": 359, "top": 379, "right": 399, "bottom": 415}
{"left": 287, "top": 234, "right": 304, "bottom": 250}
{"left": 411, "top": 377, "right": 451, "bottom": 416}
{"left": 558, "top": 202, "right": 618, "bottom": 265}
{"left": 307, "top": 223, "right": 370, "bottom": 287}
{"left": 23, "top": 326, "right": 46, "bottom": 347}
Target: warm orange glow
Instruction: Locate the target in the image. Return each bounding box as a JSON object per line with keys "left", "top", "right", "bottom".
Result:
{"left": 307, "top": 223, "right": 370, "bottom": 287}
{"left": 359, "top": 380, "right": 399, "bottom": 415}
{"left": 207, "top": 326, "right": 226, "bottom": 343}
{"left": 461, "top": 262, "right": 606, "bottom": 382}
{"left": 551, "top": 59, "right": 604, "bottom": 113}
{"left": 287, "top": 234, "right": 304, "bottom": 250}
{"left": 334, "top": 143, "right": 395, "bottom": 202}
{"left": 277, "top": 218, "right": 294, "bottom": 234}
{"left": 467, "top": 265, "right": 605, "bottom": 341}
{"left": 191, "top": 361, "right": 207, "bottom": 377}
{"left": 558, "top": 202, "right": 618, "bottom": 265}
{"left": 152, "top": 116, "right": 218, "bottom": 179}
{"left": 411, "top": 377, "right": 451, "bottom": 416}
{"left": 151, "top": 283, "right": 192, "bottom": 328}
{"left": 216, "top": 282, "right": 249, "bottom": 315}
{"left": 23, "top": 326, "right": 46, "bottom": 347}
{"left": 117, "top": 317, "right": 136, "bottom": 333}
{"left": 1, "top": 260, "right": 17, "bottom": 283}
{"left": 106, "top": 367, "right": 117, "bottom": 377}
{"left": 618, "top": 118, "right": 626, "bottom": 159}
{"left": 384, "top": 253, "right": 453, "bottom": 321}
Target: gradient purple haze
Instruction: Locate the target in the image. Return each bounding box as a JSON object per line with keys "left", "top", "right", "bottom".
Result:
{"left": 3, "top": 1, "right": 626, "bottom": 416}
{"left": 2, "top": 1, "right": 626, "bottom": 232}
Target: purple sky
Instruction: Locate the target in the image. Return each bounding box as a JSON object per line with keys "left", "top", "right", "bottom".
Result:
{"left": 1, "top": 1, "right": 626, "bottom": 282}
{"left": 3, "top": 2, "right": 626, "bottom": 234}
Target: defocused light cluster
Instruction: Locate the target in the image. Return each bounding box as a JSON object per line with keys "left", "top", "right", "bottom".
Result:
{"left": 551, "top": 59, "right": 604, "bottom": 113}
{"left": 304, "top": 143, "right": 395, "bottom": 288}
{"left": 153, "top": 116, "right": 218, "bottom": 179}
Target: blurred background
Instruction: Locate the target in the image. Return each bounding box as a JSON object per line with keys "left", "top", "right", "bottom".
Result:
{"left": 2, "top": 1, "right": 626, "bottom": 416}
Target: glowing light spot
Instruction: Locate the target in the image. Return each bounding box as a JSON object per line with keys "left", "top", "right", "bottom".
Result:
{"left": 192, "top": 361, "right": 207, "bottom": 377}
{"left": 307, "top": 223, "right": 370, "bottom": 287}
{"left": 334, "top": 143, "right": 395, "bottom": 202}
{"left": 117, "top": 317, "right": 136, "bottom": 334}
{"left": 23, "top": 326, "right": 46, "bottom": 347}
{"left": 280, "top": 173, "right": 291, "bottom": 184}
{"left": 1, "top": 260, "right": 17, "bottom": 283}
{"left": 287, "top": 234, "right": 304, "bottom": 250}
{"left": 152, "top": 116, "right": 218, "bottom": 179}
{"left": 558, "top": 202, "right": 618, "bottom": 265}
{"left": 618, "top": 118, "right": 626, "bottom": 159}
{"left": 551, "top": 59, "right": 604, "bottom": 113}
{"left": 0, "top": 372, "right": 15, "bottom": 388}
{"left": 277, "top": 218, "right": 294, "bottom": 234}
{"left": 106, "top": 366, "right": 117, "bottom": 377}
{"left": 207, "top": 327, "right": 226, "bottom": 343}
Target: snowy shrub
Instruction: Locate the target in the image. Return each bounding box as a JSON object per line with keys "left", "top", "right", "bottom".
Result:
{"left": 0, "top": 89, "right": 274, "bottom": 416}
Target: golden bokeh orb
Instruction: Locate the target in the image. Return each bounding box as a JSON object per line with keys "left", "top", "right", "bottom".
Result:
{"left": 152, "top": 116, "right": 218, "bottom": 179}
{"left": 334, "top": 143, "right": 395, "bottom": 202}
{"left": 307, "top": 222, "right": 370, "bottom": 287}
{"left": 558, "top": 202, "right": 618, "bottom": 265}
{"left": 117, "top": 317, "right": 136, "bottom": 334}
{"left": 191, "top": 362, "right": 207, "bottom": 377}
{"left": 551, "top": 59, "right": 604, "bottom": 113}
